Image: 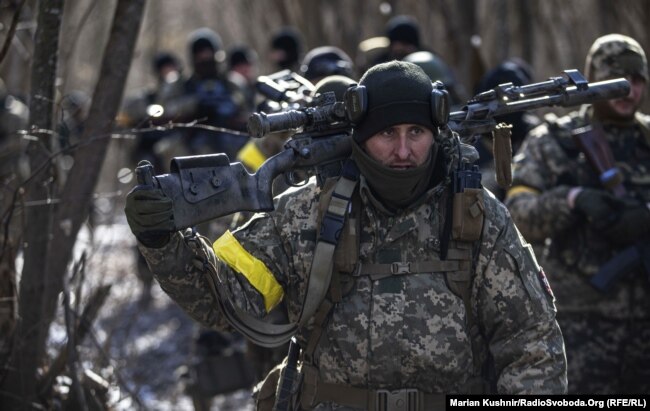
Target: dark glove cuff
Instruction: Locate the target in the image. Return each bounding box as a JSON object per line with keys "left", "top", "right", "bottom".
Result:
{"left": 137, "top": 231, "right": 172, "bottom": 249}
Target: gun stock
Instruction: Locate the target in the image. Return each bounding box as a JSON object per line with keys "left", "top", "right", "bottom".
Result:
{"left": 139, "top": 132, "right": 351, "bottom": 230}
{"left": 571, "top": 125, "right": 626, "bottom": 196}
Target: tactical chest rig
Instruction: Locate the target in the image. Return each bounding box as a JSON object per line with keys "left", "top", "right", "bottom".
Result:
{"left": 258, "top": 153, "right": 488, "bottom": 411}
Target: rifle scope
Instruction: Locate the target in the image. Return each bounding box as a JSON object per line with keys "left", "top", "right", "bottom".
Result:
{"left": 247, "top": 95, "right": 347, "bottom": 138}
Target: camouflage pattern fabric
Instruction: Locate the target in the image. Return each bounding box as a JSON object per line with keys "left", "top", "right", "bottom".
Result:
{"left": 558, "top": 314, "right": 650, "bottom": 394}
{"left": 140, "top": 133, "right": 567, "bottom": 406}
{"left": 505, "top": 106, "right": 650, "bottom": 393}
{"left": 585, "top": 34, "right": 648, "bottom": 82}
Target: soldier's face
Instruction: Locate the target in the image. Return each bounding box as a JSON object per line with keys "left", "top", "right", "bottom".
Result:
{"left": 363, "top": 123, "right": 435, "bottom": 168}
{"left": 594, "top": 74, "right": 646, "bottom": 121}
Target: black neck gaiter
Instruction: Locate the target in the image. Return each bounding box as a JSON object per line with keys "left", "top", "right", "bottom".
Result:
{"left": 351, "top": 139, "right": 437, "bottom": 210}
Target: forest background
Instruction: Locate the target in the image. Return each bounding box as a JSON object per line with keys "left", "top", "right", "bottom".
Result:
{"left": 0, "top": 0, "right": 648, "bottom": 409}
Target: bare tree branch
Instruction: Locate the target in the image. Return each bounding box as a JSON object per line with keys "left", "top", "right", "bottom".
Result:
{"left": 0, "top": 0, "right": 27, "bottom": 66}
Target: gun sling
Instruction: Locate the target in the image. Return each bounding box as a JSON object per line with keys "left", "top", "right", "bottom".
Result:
{"left": 203, "top": 160, "right": 359, "bottom": 347}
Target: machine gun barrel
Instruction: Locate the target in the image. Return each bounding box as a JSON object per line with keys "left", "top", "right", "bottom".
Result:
{"left": 449, "top": 75, "right": 630, "bottom": 138}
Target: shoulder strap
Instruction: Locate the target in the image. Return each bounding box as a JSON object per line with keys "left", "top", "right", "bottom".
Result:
{"left": 203, "top": 160, "right": 359, "bottom": 348}
{"left": 635, "top": 111, "right": 650, "bottom": 148}
{"left": 300, "top": 162, "right": 358, "bottom": 329}
{"left": 444, "top": 239, "right": 489, "bottom": 392}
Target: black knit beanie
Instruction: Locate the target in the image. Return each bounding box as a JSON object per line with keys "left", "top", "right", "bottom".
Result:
{"left": 353, "top": 60, "right": 435, "bottom": 144}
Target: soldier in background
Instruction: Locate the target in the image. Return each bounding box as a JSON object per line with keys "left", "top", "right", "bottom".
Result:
{"left": 268, "top": 27, "right": 303, "bottom": 73}
{"left": 370, "top": 15, "right": 422, "bottom": 66}
{"left": 227, "top": 45, "right": 260, "bottom": 116}
{"left": 118, "top": 51, "right": 186, "bottom": 173}
{"left": 181, "top": 28, "right": 249, "bottom": 159}
{"left": 472, "top": 58, "right": 541, "bottom": 200}
{"left": 299, "top": 46, "right": 355, "bottom": 85}
{"left": 403, "top": 50, "right": 467, "bottom": 109}
{"left": 505, "top": 34, "right": 650, "bottom": 393}
{"left": 356, "top": 36, "right": 390, "bottom": 75}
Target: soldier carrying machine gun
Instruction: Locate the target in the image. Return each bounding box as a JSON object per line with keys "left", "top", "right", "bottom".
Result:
{"left": 127, "top": 62, "right": 632, "bottom": 407}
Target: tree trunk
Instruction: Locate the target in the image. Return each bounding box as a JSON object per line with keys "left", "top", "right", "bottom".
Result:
{"left": 0, "top": 0, "right": 64, "bottom": 408}
{"left": 455, "top": 0, "right": 477, "bottom": 91}
{"left": 495, "top": 0, "right": 509, "bottom": 63}
{"left": 0, "top": 0, "right": 146, "bottom": 408}
{"left": 518, "top": 0, "right": 534, "bottom": 66}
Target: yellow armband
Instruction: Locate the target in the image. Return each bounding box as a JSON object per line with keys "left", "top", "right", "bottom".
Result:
{"left": 213, "top": 230, "right": 284, "bottom": 312}
{"left": 506, "top": 185, "right": 540, "bottom": 199}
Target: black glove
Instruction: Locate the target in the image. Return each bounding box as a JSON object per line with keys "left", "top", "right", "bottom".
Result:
{"left": 573, "top": 188, "right": 622, "bottom": 230}
{"left": 124, "top": 186, "right": 175, "bottom": 248}
{"left": 602, "top": 201, "right": 650, "bottom": 245}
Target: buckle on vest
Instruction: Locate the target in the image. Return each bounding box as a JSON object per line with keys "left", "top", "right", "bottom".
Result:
{"left": 319, "top": 212, "right": 346, "bottom": 244}
{"left": 375, "top": 389, "right": 420, "bottom": 411}
{"left": 390, "top": 262, "right": 410, "bottom": 274}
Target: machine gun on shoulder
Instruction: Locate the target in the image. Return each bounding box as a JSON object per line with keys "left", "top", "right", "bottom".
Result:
{"left": 134, "top": 69, "right": 630, "bottom": 231}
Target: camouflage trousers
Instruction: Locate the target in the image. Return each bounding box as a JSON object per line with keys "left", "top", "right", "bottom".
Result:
{"left": 557, "top": 313, "right": 650, "bottom": 394}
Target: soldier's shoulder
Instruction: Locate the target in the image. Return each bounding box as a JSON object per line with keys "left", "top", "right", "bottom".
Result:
{"left": 481, "top": 188, "right": 511, "bottom": 228}
{"left": 522, "top": 110, "right": 585, "bottom": 154}
{"left": 532, "top": 111, "right": 579, "bottom": 136}
{"left": 273, "top": 176, "right": 322, "bottom": 214}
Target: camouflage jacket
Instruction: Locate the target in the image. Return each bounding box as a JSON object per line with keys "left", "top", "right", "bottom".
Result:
{"left": 505, "top": 105, "right": 650, "bottom": 318}
{"left": 140, "top": 139, "right": 566, "bottom": 398}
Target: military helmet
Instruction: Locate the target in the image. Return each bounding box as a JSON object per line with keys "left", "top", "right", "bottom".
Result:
{"left": 585, "top": 33, "right": 648, "bottom": 82}
{"left": 270, "top": 27, "right": 303, "bottom": 68}
{"left": 310, "top": 74, "right": 356, "bottom": 101}
{"left": 403, "top": 51, "right": 455, "bottom": 86}
{"left": 300, "top": 46, "right": 354, "bottom": 82}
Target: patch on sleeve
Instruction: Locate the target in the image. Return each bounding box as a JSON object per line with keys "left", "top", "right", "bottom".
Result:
{"left": 538, "top": 268, "right": 555, "bottom": 300}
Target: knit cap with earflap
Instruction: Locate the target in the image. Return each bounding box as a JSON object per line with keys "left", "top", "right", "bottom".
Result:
{"left": 353, "top": 60, "right": 436, "bottom": 144}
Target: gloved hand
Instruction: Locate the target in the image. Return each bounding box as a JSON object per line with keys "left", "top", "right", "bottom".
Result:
{"left": 601, "top": 201, "right": 650, "bottom": 245}
{"left": 572, "top": 188, "right": 622, "bottom": 230}
{"left": 124, "top": 186, "right": 175, "bottom": 248}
